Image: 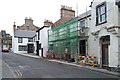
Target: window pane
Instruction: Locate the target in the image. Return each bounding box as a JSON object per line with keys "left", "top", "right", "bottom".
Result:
{"left": 100, "top": 5, "right": 105, "bottom": 14}
{"left": 28, "top": 38, "right": 33, "bottom": 42}
{"left": 101, "top": 14, "right": 106, "bottom": 22}
{"left": 96, "top": 3, "right": 106, "bottom": 24}
{"left": 19, "top": 45, "right": 27, "bottom": 51}
{"left": 18, "top": 38, "right": 22, "bottom": 43}
{"left": 80, "top": 20, "right": 85, "bottom": 28}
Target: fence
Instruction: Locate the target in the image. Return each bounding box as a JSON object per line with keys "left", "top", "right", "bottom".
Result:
{"left": 79, "top": 56, "right": 98, "bottom": 67}
{"left": 46, "top": 46, "right": 78, "bottom": 62}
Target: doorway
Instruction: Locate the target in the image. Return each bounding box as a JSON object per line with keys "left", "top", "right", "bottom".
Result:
{"left": 79, "top": 40, "right": 86, "bottom": 56}
{"left": 27, "top": 44, "right": 34, "bottom": 53}
{"left": 102, "top": 44, "right": 109, "bottom": 67}
{"left": 41, "top": 48, "right": 43, "bottom": 57}
{"left": 100, "top": 35, "right": 110, "bottom": 68}
{"left": 36, "top": 41, "right": 39, "bottom": 56}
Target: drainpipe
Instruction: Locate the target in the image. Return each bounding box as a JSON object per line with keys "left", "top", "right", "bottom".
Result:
{"left": 75, "top": 40, "right": 79, "bottom": 64}
{"left": 99, "top": 39, "right": 102, "bottom": 68}
{"left": 86, "top": 39, "right": 88, "bottom": 56}
{"left": 75, "top": 17, "right": 79, "bottom": 64}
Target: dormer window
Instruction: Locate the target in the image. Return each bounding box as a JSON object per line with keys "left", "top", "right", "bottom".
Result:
{"left": 96, "top": 2, "right": 107, "bottom": 25}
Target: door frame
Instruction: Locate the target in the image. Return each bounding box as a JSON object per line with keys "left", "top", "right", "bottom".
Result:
{"left": 101, "top": 43, "right": 109, "bottom": 67}
{"left": 100, "top": 35, "right": 110, "bottom": 68}
{"left": 36, "top": 41, "right": 39, "bottom": 56}
{"left": 79, "top": 40, "right": 86, "bottom": 56}
{"left": 41, "top": 48, "right": 43, "bottom": 57}
{"left": 27, "top": 44, "right": 34, "bottom": 53}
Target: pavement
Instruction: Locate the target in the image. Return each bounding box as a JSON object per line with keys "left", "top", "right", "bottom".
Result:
{"left": 15, "top": 53, "right": 40, "bottom": 59}
{"left": 15, "top": 52, "right": 119, "bottom": 77}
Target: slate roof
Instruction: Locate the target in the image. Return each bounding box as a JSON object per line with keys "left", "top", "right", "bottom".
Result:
{"left": 52, "top": 18, "right": 73, "bottom": 28}
{"left": 78, "top": 10, "right": 91, "bottom": 20}
{"left": 14, "top": 30, "right": 36, "bottom": 38}
{"left": 52, "top": 10, "right": 91, "bottom": 28}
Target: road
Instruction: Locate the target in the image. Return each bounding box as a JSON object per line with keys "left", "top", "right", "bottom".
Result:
{"left": 1, "top": 51, "right": 119, "bottom": 79}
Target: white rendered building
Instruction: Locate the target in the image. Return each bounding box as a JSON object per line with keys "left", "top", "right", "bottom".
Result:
{"left": 90, "top": 0, "right": 120, "bottom": 70}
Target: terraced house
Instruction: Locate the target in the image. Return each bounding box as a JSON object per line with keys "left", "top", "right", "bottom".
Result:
{"left": 12, "top": 18, "right": 38, "bottom": 54}
{"left": 90, "top": 0, "right": 120, "bottom": 70}
{"left": 48, "top": 17, "right": 78, "bottom": 62}
{"left": 48, "top": 5, "right": 79, "bottom": 62}
{"left": 1, "top": 30, "right": 12, "bottom": 51}
{"left": 48, "top": 0, "right": 120, "bottom": 71}
{"left": 34, "top": 20, "right": 52, "bottom": 57}
{"left": 48, "top": 6, "right": 92, "bottom": 63}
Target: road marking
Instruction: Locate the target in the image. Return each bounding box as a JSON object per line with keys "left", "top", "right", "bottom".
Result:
{"left": 19, "top": 66, "right": 23, "bottom": 69}
{"left": 15, "top": 70, "right": 22, "bottom": 77}
{"left": 15, "top": 70, "right": 20, "bottom": 76}
{"left": 17, "top": 70, "right": 22, "bottom": 76}
{"left": 2, "top": 61, "right": 16, "bottom": 78}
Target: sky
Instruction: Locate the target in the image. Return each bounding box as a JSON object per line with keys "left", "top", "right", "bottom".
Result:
{"left": 0, "top": 0, "right": 92, "bottom": 35}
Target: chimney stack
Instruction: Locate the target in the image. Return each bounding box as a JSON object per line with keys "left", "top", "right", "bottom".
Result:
{"left": 13, "top": 22, "right": 16, "bottom": 35}
{"left": 60, "top": 5, "right": 75, "bottom": 19}
{"left": 25, "top": 17, "right": 33, "bottom": 25}
{"left": 44, "top": 19, "right": 53, "bottom": 27}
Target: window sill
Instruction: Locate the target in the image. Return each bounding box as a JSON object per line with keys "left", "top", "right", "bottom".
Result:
{"left": 96, "top": 21, "right": 107, "bottom": 26}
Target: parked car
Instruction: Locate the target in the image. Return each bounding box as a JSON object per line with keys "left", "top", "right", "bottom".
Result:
{"left": 2, "top": 45, "right": 9, "bottom": 52}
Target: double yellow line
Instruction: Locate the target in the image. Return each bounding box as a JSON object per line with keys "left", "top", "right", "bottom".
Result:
{"left": 15, "top": 70, "right": 22, "bottom": 77}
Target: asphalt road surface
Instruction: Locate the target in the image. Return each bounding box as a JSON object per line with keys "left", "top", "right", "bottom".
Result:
{"left": 1, "top": 51, "right": 119, "bottom": 79}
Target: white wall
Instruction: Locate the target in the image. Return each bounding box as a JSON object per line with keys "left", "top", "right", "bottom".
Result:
{"left": 91, "top": 0, "right": 107, "bottom": 33}
{"left": 91, "top": 0, "right": 119, "bottom": 29}
{"left": 109, "top": 34, "right": 119, "bottom": 67}
{"left": 34, "top": 27, "right": 50, "bottom": 57}
{"left": 90, "top": 0, "right": 119, "bottom": 67}
{"left": 88, "top": 30, "right": 100, "bottom": 62}
{"left": 107, "top": 0, "right": 119, "bottom": 28}
{"left": 13, "top": 37, "right": 28, "bottom": 53}
{"left": 87, "top": 13, "right": 102, "bottom": 64}
{"left": 33, "top": 35, "right": 37, "bottom": 54}
{"left": 40, "top": 27, "right": 50, "bottom": 57}
{"left": 13, "top": 38, "right": 18, "bottom": 53}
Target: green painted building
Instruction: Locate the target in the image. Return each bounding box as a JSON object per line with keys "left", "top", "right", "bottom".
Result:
{"left": 48, "top": 17, "right": 79, "bottom": 62}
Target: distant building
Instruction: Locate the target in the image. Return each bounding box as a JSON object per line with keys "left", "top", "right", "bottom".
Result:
{"left": 17, "top": 17, "right": 39, "bottom": 31}
{"left": 30, "top": 20, "right": 51, "bottom": 57}
{"left": 12, "top": 29, "right": 36, "bottom": 53}
{"left": 1, "top": 30, "right": 12, "bottom": 50}
{"left": 90, "top": 0, "right": 120, "bottom": 70}
{"left": 12, "top": 18, "right": 39, "bottom": 53}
